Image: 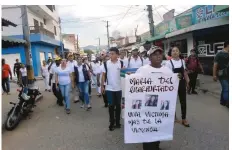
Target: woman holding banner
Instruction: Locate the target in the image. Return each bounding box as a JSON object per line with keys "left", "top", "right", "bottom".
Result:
{"left": 165, "top": 46, "right": 190, "bottom": 127}
{"left": 136, "top": 46, "right": 173, "bottom": 150}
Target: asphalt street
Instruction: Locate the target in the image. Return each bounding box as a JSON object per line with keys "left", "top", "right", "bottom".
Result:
{"left": 2, "top": 81, "right": 229, "bottom": 150}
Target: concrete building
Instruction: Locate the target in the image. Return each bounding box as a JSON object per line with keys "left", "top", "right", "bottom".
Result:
{"left": 2, "top": 5, "right": 62, "bottom": 76}
{"left": 62, "top": 34, "right": 78, "bottom": 53}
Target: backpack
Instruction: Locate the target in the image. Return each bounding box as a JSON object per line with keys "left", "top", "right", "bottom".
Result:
{"left": 103, "top": 60, "right": 123, "bottom": 84}
{"left": 128, "top": 56, "right": 143, "bottom": 68}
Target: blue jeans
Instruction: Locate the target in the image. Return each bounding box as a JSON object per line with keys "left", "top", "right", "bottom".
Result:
{"left": 2, "top": 77, "right": 10, "bottom": 93}
{"left": 59, "top": 84, "right": 71, "bottom": 109}
{"left": 219, "top": 79, "right": 229, "bottom": 104}
{"left": 78, "top": 81, "right": 90, "bottom": 105}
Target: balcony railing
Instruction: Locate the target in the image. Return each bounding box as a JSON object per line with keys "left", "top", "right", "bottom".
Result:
{"left": 30, "top": 26, "right": 55, "bottom": 39}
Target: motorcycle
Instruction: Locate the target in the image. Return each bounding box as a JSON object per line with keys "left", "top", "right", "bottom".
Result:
{"left": 5, "top": 85, "right": 42, "bottom": 131}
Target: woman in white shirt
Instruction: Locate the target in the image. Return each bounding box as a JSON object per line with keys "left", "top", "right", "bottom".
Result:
{"left": 165, "top": 46, "right": 190, "bottom": 127}
{"left": 41, "top": 60, "right": 50, "bottom": 92}
{"left": 55, "top": 59, "right": 72, "bottom": 114}
{"left": 20, "top": 64, "right": 27, "bottom": 86}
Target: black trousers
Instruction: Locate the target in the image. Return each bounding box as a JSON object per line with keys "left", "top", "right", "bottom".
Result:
{"left": 22, "top": 76, "right": 28, "bottom": 87}
{"left": 178, "top": 79, "right": 187, "bottom": 120}
{"left": 106, "top": 91, "right": 122, "bottom": 127}
{"left": 143, "top": 141, "right": 160, "bottom": 150}
{"left": 52, "top": 83, "right": 63, "bottom": 105}
{"left": 102, "top": 86, "right": 108, "bottom": 106}
{"left": 188, "top": 72, "right": 198, "bottom": 92}
{"left": 2, "top": 77, "right": 10, "bottom": 93}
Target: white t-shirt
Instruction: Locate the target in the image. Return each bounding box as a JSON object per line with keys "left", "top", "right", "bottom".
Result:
{"left": 41, "top": 65, "right": 49, "bottom": 76}
{"left": 98, "top": 64, "right": 106, "bottom": 85}
{"left": 136, "top": 64, "right": 173, "bottom": 74}
{"left": 20, "top": 68, "right": 27, "bottom": 77}
{"left": 128, "top": 56, "right": 143, "bottom": 68}
{"left": 102, "top": 60, "right": 122, "bottom": 91}
{"left": 91, "top": 62, "right": 100, "bottom": 75}
{"left": 76, "top": 64, "right": 89, "bottom": 82}
{"left": 67, "top": 60, "right": 77, "bottom": 73}
{"left": 120, "top": 57, "right": 128, "bottom": 68}
{"left": 50, "top": 64, "right": 59, "bottom": 84}
{"left": 165, "top": 59, "right": 186, "bottom": 72}
{"left": 55, "top": 66, "right": 72, "bottom": 85}
{"left": 143, "top": 57, "right": 150, "bottom": 65}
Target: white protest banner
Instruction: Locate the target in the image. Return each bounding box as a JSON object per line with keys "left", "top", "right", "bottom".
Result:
{"left": 124, "top": 73, "right": 179, "bottom": 143}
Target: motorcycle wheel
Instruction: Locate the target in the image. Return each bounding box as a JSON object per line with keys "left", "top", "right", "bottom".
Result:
{"left": 5, "top": 106, "right": 21, "bottom": 131}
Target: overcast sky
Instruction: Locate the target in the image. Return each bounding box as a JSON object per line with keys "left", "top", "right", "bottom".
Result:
{"left": 57, "top": 5, "right": 194, "bottom": 47}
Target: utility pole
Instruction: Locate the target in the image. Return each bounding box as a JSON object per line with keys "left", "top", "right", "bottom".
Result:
{"left": 134, "top": 25, "right": 138, "bottom": 36}
{"left": 147, "top": 5, "right": 155, "bottom": 37}
{"left": 59, "top": 17, "right": 64, "bottom": 58}
{"left": 21, "top": 5, "right": 34, "bottom": 85}
{"left": 106, "top": 21, "right": 110, "bottom": 50}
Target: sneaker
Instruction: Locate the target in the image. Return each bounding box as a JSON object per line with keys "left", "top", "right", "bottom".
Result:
{"left": 115, "top": 124, "right": 121, "bottom": 129}
{"left": 192, "top": 91, "right": 198, "bottom": 94}
{"left": 80, "top": 104, "right": 84, "bottom": 108}
{"left": 45, "top": 89, "right": 47, "bottom": 92}
{"left": 73, "top": 100, "right": 80, "bottom": 103}
{"left": 109, "top": 125, "right": 115, "bottom": 131}
{"left": 7, "top": 92, "right": 11, "bottom": 95}
{"left": 48, "top": 90, "right": 51, "bottom": 92}
{"left": 87, "top": 104, "right": 92, "bottom": 109}
{"left": 66, "top": 109, "right": 70, "bottom": 114}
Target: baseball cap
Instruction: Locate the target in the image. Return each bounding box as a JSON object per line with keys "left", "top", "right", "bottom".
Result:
{"left": 131, "top": 45, "right": 139, "bottom": 51}
{"left": 55, "top": 56, "right": 61, "bottom": 61}
{"left": 147, "top": 46, "right": 163, "bottom": 56}
{"left": 139, "top": 46, "right": 146, "bottom": 53}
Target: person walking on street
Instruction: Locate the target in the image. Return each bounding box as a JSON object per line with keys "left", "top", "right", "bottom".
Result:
{"left": 74, "top": 57, "right": 91, "bottom": 110}
{"left": 41, "top": 60, "right": 51, "bottom": 92}
{"left": 136, "top": 46, "right": 173, "bottom": 150}
{"left": 97, "top": 53, "right": 109, "bottom": 107}
{"left": 139, "top": 46, "right": 150, "bottom": 65}
{"left": 101, "top": 47, "right": 123, "bottom": 131}
{"left": 20, "top": 64, "right": 28, "bottom": 87}
{"left": 119, "top": 50, "right": 128, "bottom": 68}
{"left": 55, "top": 59, "right": 72, "bottom": 114}
{"left": 128, "top": 46, "right": 143, "bottom": 68}
{"left": 213, "top": 40, "right": 229, "bottom": 108}
{"left": 13, "top": 59, "right": 21, "bottom": 84}
{"left": 90, "top": 58, "right": 101, "bottom": 96}
{"left": 83, "top": 57, "right": 92, "bottom": 97}
{"left": 49, "top": 57, "right": 63, "bottom": 106}
{"left": 2, "top": 59, "right": 12, "bottom": 95}
{"left": 186, "top": 49, "right": 204, "bottom": 94}
{"left": 165, "top": 46, "right": 190, "bottom": 127}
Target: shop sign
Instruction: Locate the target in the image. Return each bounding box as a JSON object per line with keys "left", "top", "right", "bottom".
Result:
{"left": 197, "top": 42, "right": 224, "bottom": 56}
{"left": 154, "top": 22, "right": 170, "bottom": 36}
{"left": 192, "top": 5, "right": 229, "bottom": 24}
{"left": 175, "top": 14, "right": 193, "bottom": 30}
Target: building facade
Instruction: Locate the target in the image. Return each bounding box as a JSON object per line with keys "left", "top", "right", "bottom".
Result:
{"left": 2, "top": 5, "right": 62, "bottom": 76}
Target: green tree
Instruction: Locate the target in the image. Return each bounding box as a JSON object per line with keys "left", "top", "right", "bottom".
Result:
{"left": 84, "top": 49, "right": 94, "bottom": 55}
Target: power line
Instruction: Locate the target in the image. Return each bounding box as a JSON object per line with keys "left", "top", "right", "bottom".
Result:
{"left": 114, "top": 5, "right": 133, "bottom": 30}
{"left": 153, "top": 5, "right": 163, "bottom": 20}
{"left": 60, "top": 9, "right": 142, "bottom": 23}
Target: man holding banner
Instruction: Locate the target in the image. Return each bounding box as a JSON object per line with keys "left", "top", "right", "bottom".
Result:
{"left": 124, "top": 46, "right": 179, "bottom": 150}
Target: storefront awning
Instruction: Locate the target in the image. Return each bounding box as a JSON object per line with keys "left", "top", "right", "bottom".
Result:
{"left": 2, "top": 18, "right": 17, "bottom": 27}
{"left": 2, "top": 36, "right": 26, "bottom": 48}
{"left": 165, "top": 17, "right": 229, "bottom": 38}
{"left": 147, "top": 34, "right": 165, "bottom": 42}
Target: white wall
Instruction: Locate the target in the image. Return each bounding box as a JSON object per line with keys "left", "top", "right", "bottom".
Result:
{"left": 63, "top": 39, "right": 75, "bottom": 52}
{"left": 2, "top": 5, "right": 61, "bottom": 41}
{"left": 2, "top": 5, "right": 23, "bottom": 36}
{"left": 163, "top": 32, "right": 194, "bottom": 55}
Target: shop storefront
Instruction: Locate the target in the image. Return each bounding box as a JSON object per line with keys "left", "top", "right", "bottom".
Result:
{"left": 194, "top": 24, "right": 229, "bottom": 75}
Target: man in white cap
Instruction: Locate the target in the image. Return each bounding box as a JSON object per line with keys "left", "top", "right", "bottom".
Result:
{"left": 128, "top": 45, "right": 143, "bottom": 68}
{"left": 136, "top": 45, "right": 173, "bottom": 150}
{"left": 119, "top": 50, "right": 128, "bottom": 68}
{"left": 139, "top": 46, "right": 150, "bottom": 65}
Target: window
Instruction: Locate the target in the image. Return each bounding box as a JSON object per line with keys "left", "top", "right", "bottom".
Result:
{"left": 33, "top": 19, "right": 39, "bottom": 27}
{"left": 43, "top": 18, "right": 46, "bottom": 25}
{"left": 54, "top": 26, "right": 57, "bottom": 35}
{"left": 40, "top": 22, "right": 43, "bottom": 27}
